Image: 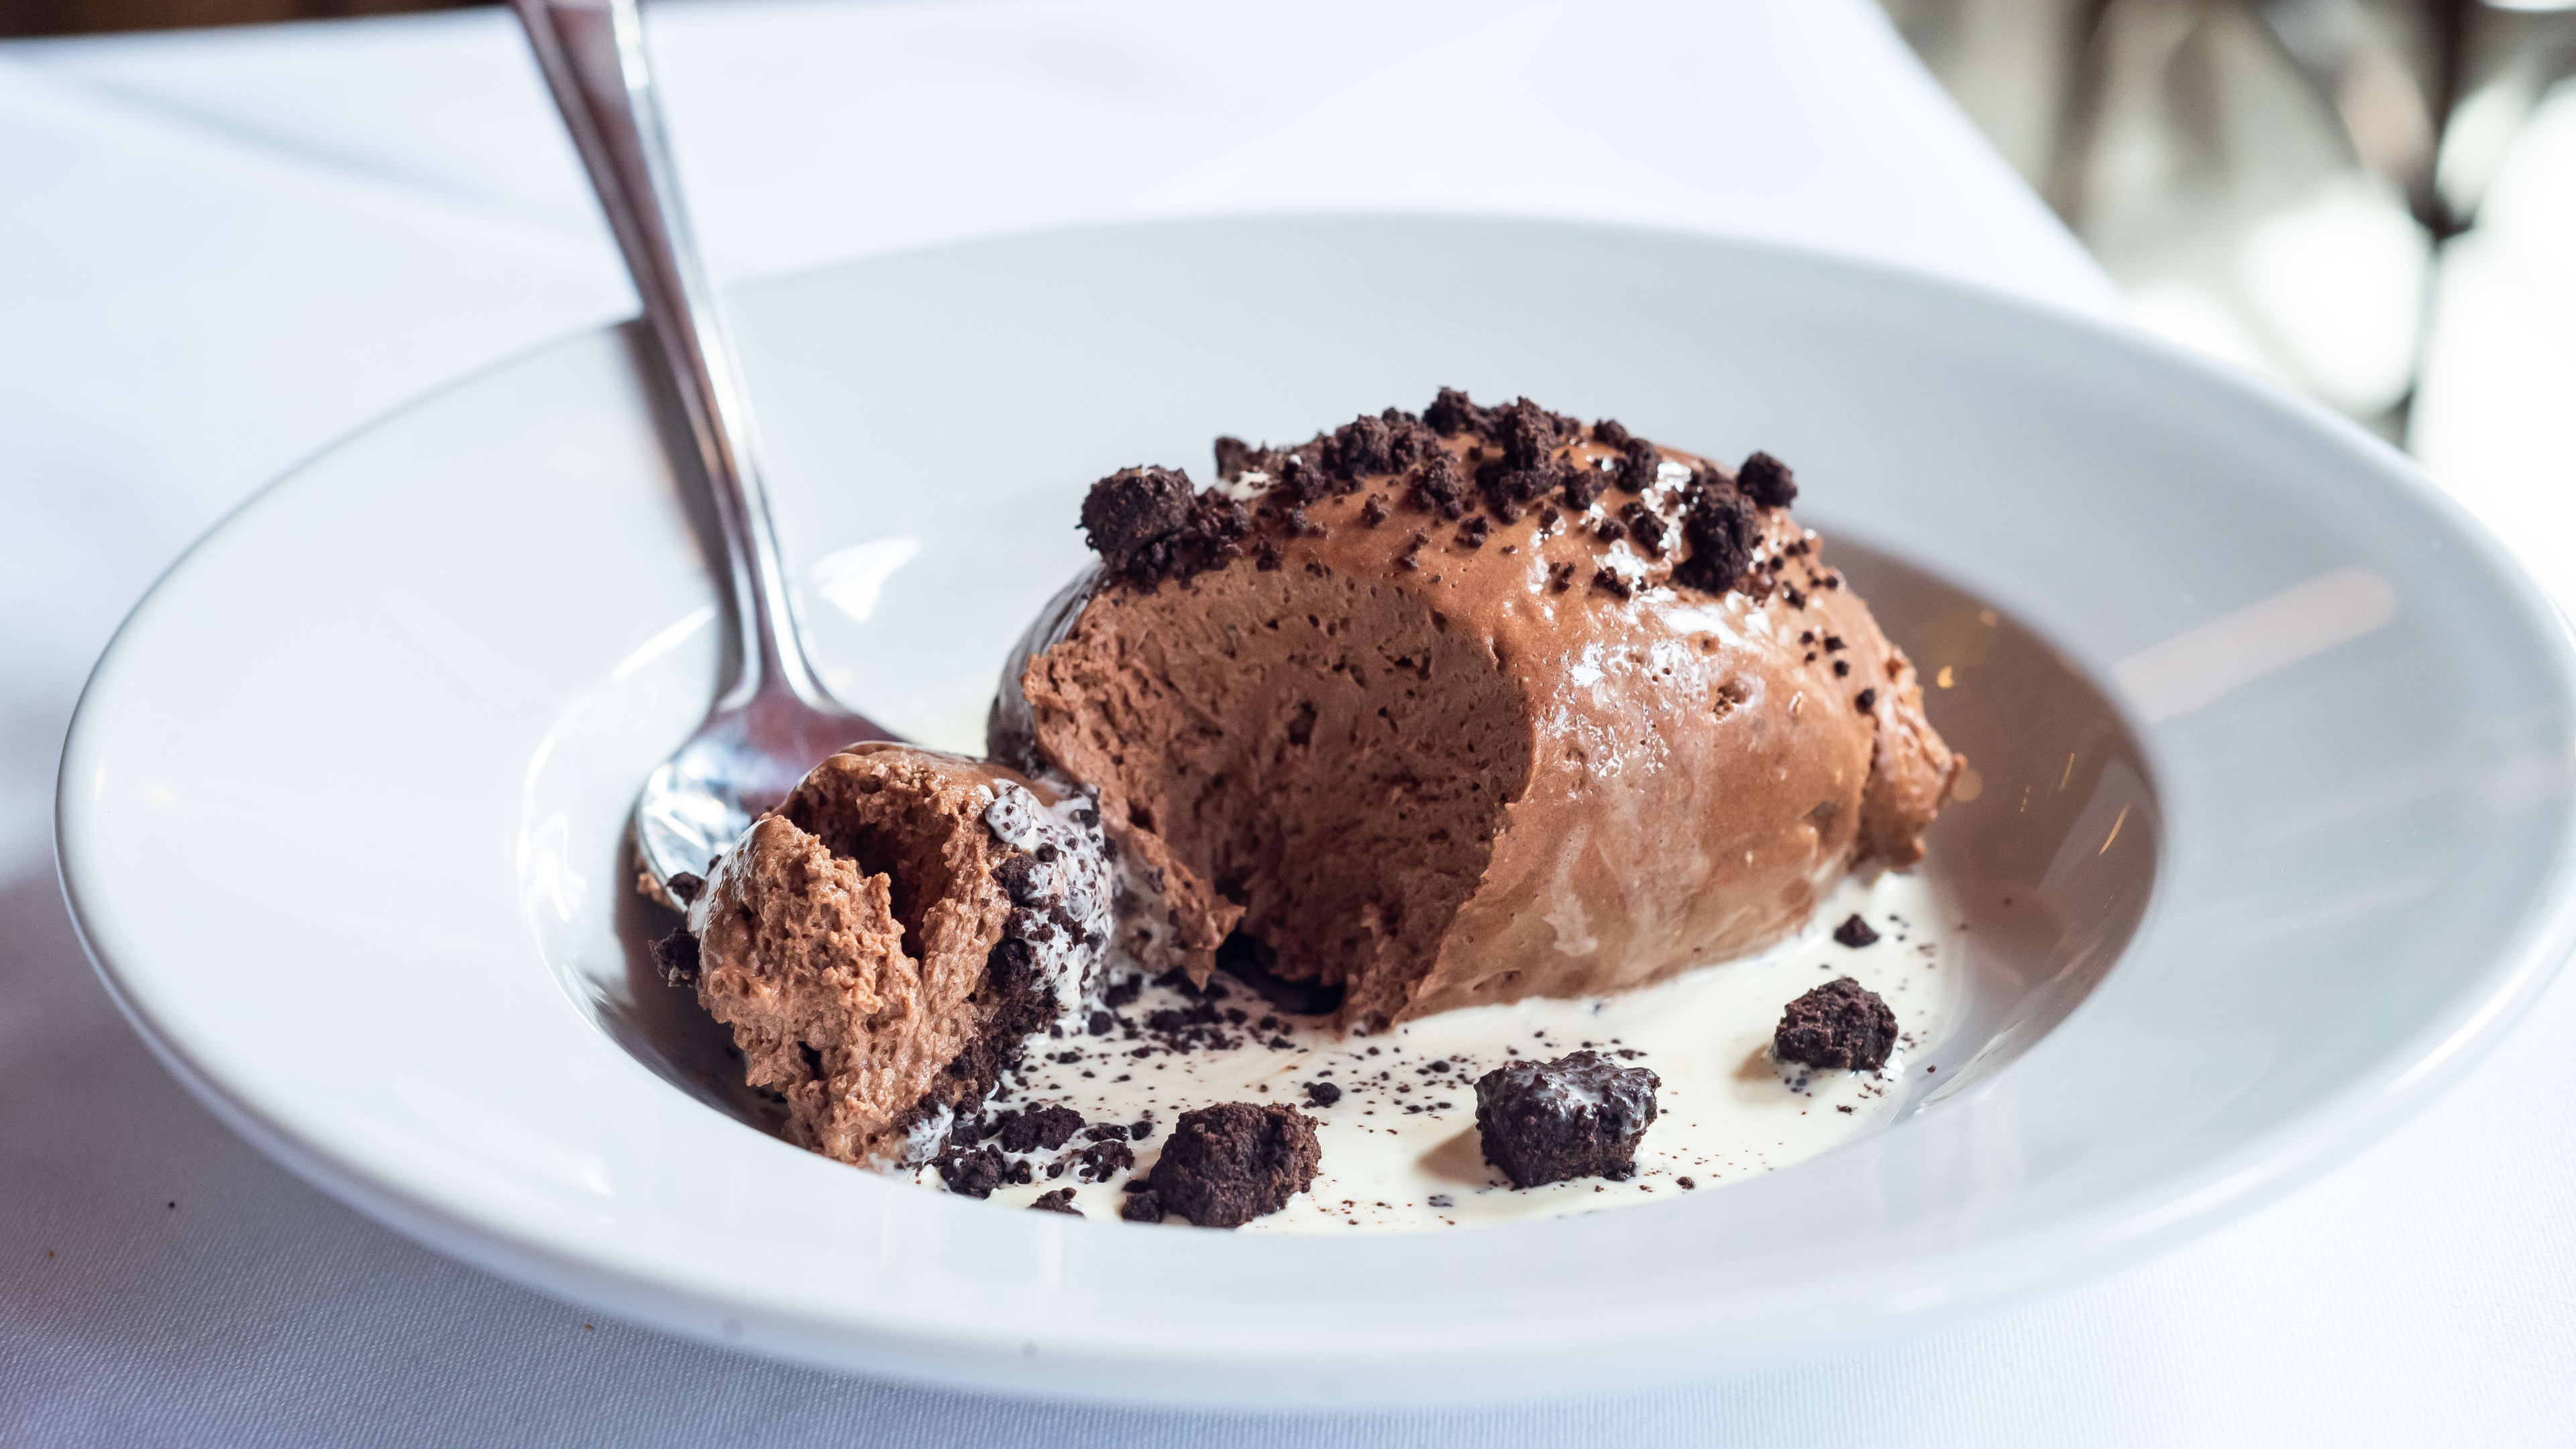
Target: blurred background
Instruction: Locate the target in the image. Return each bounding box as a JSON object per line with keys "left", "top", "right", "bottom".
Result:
{"left": 8, "top": 0, "right": 2570, "bottom": 492}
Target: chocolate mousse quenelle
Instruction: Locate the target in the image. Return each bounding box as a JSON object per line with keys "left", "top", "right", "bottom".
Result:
{"left": 657, "top": 389, "right": 1962, "bottom": 1228}
{"left": 992, "top": 389, "right": 1959, "bottom": 1024}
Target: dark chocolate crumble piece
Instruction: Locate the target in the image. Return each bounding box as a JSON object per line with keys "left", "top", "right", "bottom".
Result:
{"left": 1561, "top": 462, "right": 1609, "bottom": 511}
{"left": 1833, "top": 914, "right": 1880, "bottom": 948}
{"left": 1424, "top": 386, "right": 1491, "bottom": 437}
{"left": 1856, "top": 688, "right": 1878, "bottom": 712}
{"left": 1145, "top": 1103, "right": 1322, "bottom": 1228}
{"left": 1075, "top": 1136, "right": 1136, "bottom": 1183}
{"left": 1120, "top": 1189, "right": 1167, "bottom": 1224}
{"left": 651, "top": 928, "right": 700, "bottom": 987}
{"left": 1614, "top": 437, "right": 1662, "bottom": 493}
{"left": 936, "top": 1144, "right": 1009, "bottom": 1199}
{"left": 1028, "top": 1187, "right": 1083, "bottom": 1216}
{"left": 1472, "top": 1050, "right": 1660, "bottom": 1189}
{"left": 1670, "top": 490, "right": 1757, "bottom": 595}
{"left": 1305, "top": 1081, "right": 1343, "bottom": 1107}
{"left": 1079, "top": 467, "right": 1254, "bottom": 590}
{"left": 1774, "top": 977, "right": 1899, "bottom": 1072}
{"left": 1212, "top": 436, "right": 1280, "bottom": 480}
{"left": 665, "top": 871, "right": 704, "bottom": 904}
{"left": 1079, "top": 466, "right": 1193, "bottom": 574}
{"left": 1619, "top": 500, "right": 1668, "bottom": 557}
{"left": 1738, "top": 451, "right": 1798, "bottom": 508}
{"left": 995, "top": 1104, "right": 1084, "bottom": 1155}
{"left": 1409, "top": 453, "right": 1471, "bottom": 519}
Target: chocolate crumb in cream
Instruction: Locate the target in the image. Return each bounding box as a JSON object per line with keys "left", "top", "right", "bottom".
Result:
{"left": 1146, "top": 1103, "right": 1322, "bottom": 1228}
{"left": 1473, "top": 1051, "right": 1661, "bottom": 1188}
{"left": 1774, "top": 977, "right": 1899, "bottom": 1073}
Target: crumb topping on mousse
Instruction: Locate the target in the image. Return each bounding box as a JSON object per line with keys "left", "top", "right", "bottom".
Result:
{"left": 997, "top": 388, "right": 1962, "bottom": 1031}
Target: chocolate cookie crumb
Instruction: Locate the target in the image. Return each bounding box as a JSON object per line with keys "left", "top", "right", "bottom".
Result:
{"left": 1326, "top": 414, "right": 1396, "bottom": 480}
{"left": 1774, "top": 977, "right": 1899, "bottom": 1072}
{"left": 1029, "top": 1187, "right": 1083, "bottom": 1216}
{"left": 1305, "top": 1081, "right": 1343, "bottom": 1107}
{"left": 936, "top": 1144, "right": 1009, "bottom": 1199}
{"left": 1561, "top": 462, "right": 1609, "bottom": 511}
{"left": 996, "top": 1104, "right": 1084, "bottom": 1155}
{"left": 1424, "top": 386, "right": 1491, "bottom": 437}
{"left": 1615, "top": 438, "right": 1662, "bottom": 493}
{"left": 651, "top": 928, "right": 700, "bottom": 987}
{"left": 1212, "top": 436, "right": 1279, "bottom": 480}
{"left": 1409, "top": 454, "right": 1470, "bottom": 519}
{"left": 1076, "top": 1136, "right": 1136, "bottom": 1182}
{"left": 1548, "top": 561, "right": 1576, "bottom": 593}
{"left": 1079, "top": 468, "right": 1258, "bottom": 590}
{"left": 1671, "top": 491, "right": 1756, "bottom": 595}
{"left": 1619, "top": 500, "right": 1668, "bottom": 557}
{"left": 1081, "top": 467, "right": 1193, "bottom": 574}
{"left": 1591, "top": 568, "right": 1634, "bottom": 600}
{"left": 1120, "top": 1189, "right": 1166, "bottom": 1224}
{"left": 1360, "top": 496, "right": 1390, "bottom": 526}
{"left": 1146, "top": 1103, "right": 1322, "bottom": 1228}
{"left": 1738, "top": 451, "right": 1798, "bottom": 508}
{"left": 1473, "top": 1051, "right": 1660, "bottom": 1188}
{"left": 1856, "top": 688, "right": 1878, "bottom": 712}
{"left": 1833, "top": 914, "right": 1881, "bottom": 948}
{"left": 667, "top": 871, "right": 704, "bottom": 904}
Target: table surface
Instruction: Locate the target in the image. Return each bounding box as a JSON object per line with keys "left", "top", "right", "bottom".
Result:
{"left": 3, "top": 2, "right": 2570, "bottom": 1443}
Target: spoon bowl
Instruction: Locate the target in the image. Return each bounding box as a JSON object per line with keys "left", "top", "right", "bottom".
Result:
{"left": 515, "top": 0, "right": 896, "bottom": 901}
{"left": 633, "top": 688, "right": 888, "bottom": 895}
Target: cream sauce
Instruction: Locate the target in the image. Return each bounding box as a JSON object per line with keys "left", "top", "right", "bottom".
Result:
{"left": 910, "top": 869, "right": 1963, "bottom": 1231}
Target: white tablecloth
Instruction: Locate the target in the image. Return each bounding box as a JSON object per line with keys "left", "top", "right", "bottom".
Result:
{"left": 2, "top": 2, "right": 2568, "bottom": 1442}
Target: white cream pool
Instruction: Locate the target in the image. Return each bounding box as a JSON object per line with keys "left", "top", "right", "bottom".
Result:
{"left": 912, "top": 869, "right": 1964, "bottom": 1231}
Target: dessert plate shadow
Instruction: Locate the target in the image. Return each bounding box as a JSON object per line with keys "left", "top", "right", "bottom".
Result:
{"left": 56, "top": 216, "right": 2576, "bottom": 1405}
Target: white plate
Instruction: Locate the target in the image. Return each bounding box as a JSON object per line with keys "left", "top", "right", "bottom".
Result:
{"left": 57, "top": 217, "right": 2576, "bottom": 1405}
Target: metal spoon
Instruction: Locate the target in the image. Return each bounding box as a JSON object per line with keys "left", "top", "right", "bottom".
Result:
{"left": 514, "top": 0, "right": 893, "bottom": 903}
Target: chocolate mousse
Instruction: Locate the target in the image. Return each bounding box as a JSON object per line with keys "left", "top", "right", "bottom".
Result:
{"left": 684, "top": 741, "right": 1113, "bottom": 1167}
{"left": 992, "top": 390, "right": 1961, "bottom": 1030}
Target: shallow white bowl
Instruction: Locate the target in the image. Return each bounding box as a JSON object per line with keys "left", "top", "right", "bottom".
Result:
{"left": 56, "top": 217, "right": 2576, "bottom": 1405}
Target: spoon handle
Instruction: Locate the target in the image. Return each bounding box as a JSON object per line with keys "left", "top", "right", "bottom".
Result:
{"left": 512, "top": 0, "right": 826, "bottom": 711}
